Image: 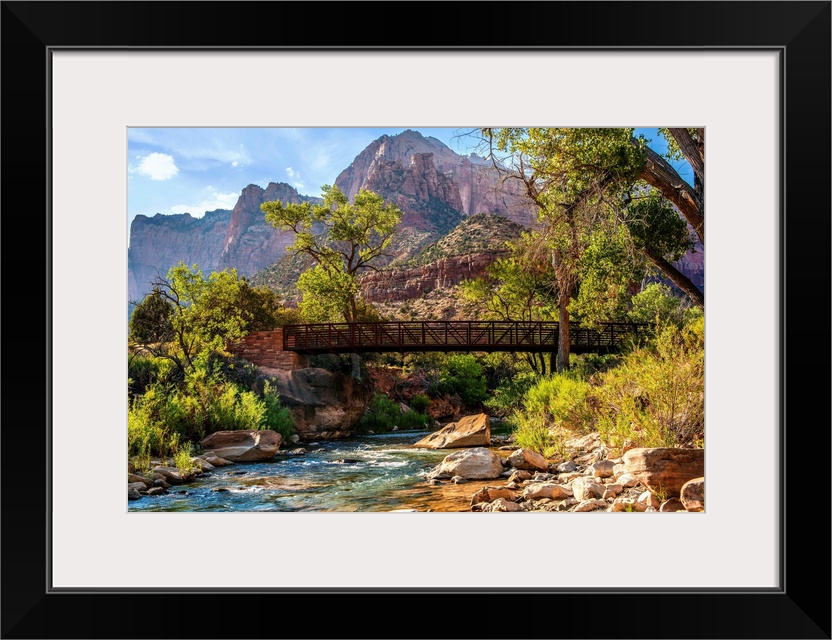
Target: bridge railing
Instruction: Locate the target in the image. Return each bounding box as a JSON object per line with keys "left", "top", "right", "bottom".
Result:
{"left": 281, "top": 320, "right": 645, "bottom": 354}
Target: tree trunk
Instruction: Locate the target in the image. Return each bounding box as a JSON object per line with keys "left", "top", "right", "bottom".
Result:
{"left": 557, "top": 299, "right": 571, "bottom": 372}
{"left": 643, "top": 247, "right": 705, "bottom": 309}
{"left": 350, "top": 352, "right": 362, "bottom": 380}
{"left": 635, "top": 140, "right": 704, "bottom": 246}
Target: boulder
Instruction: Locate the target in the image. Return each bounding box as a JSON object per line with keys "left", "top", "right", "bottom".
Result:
{"left": 128, "top": 488, "right": 142, "bottom": 501}
{"left": 412, "top": 413, "right": 490, "bottom": 449}
{"left": 610, "top": 498, "right": 647, "bottom": 512}
{"left": 428, "top": 447, "right": 504, "bottom": 480}
{"left": 522, "top": 483, "right": 573, "bottom": 501}
{"left": 659, "top": 498, "right": 686, "bottom": 512}
{"left": 128, "top": 482, "right": 147, "bottom": 493}
{"left": 573, "top": 499, "right": 608, "bottom": 512}
{"left": 470, "top": 486, "right": 518, "bottom": 506}
{"left": 622, "top": 448, "right": 705, "bottom": 497}
{"left": 151, "top": 466, "right": 184, "bottom": 484}
{"left": 680, "top": 477, "right": 705, "bottom": 511}
{"left": 201, "top": 430, "right": 282, "bottom": 462}
{"left": 588, "top": 460, "right": 616, "bottom": 479}
{"left": 489, "top": 498, "right": 523, "bottom": 512}
{"left": 507, "top": 470, "right": 532, "bottom": 484}
{"left": 192, "top": 457, "right": 215, "bottom": 472}
{"left": 571, "top": 477, "right": 605, "bottom": 501}
{"left": 201, "top": 453, "right": 233, "bottom": 467}
{"left": 507, "top": 448, "right": 549, "bottom": 472}
{"left": 556, "top": 460, "right": 577, "bottom": 473}
{"left": 261, "top": 368, "right": 371, "bottom": 439}
{"left": 637, "top": 490, "right": 661, "bottom": 509}
{"left": 128, "top": 474, "right": 154, "bottom": 489}
{"left": 616, "top": 472, "right": 638, "bottom": 488}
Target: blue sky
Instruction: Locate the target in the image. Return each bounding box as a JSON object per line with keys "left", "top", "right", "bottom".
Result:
{"left": 127, "top": 127, "right": 690, "bottom": 229}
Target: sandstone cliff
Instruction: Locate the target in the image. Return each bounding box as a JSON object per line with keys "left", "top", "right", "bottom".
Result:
{"left": 128, "top": 183, "right": 318, "bottom": 302}
{"left": 335, "top": 129, "right": 537, "bottom": 229}
{"left": 128, "top": 209, "right": 232, "bottom": 303}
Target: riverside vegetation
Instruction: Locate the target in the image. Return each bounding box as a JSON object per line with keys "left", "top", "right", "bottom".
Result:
{"left": 127, "top": 128, "right": 705, "bottom": 512}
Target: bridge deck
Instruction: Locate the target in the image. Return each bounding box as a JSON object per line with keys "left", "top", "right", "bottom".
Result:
{"left": 282, "top": 321, "right": 645, "bottom": 354}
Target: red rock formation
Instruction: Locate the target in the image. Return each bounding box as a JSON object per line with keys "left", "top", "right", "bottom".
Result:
{"left": 335, "top": 129, "right": 537, "bottom": 227}
{"left": 220, "top": 182, "right": 317, "bottom": 276}
{"left": 359, "top": 251, "right": 508, "bottom": 303}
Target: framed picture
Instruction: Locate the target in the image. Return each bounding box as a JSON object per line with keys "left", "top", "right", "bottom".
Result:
{"left": 3, "top": 1, "right": 829, "bottom": 638}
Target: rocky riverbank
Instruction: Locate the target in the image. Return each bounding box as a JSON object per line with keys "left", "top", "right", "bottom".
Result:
{"left": 419, "top": 430, "right": 705, "bottom": 513}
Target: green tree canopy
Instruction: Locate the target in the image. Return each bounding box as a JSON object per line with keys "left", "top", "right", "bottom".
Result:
{"left": 129, "top": 263, "right": 282, "bottom": 374}
{"left": 261, "top": 184, "right": 402, "bottom": 323}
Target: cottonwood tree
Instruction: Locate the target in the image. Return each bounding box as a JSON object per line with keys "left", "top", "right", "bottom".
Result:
{"left": 261, "top": 184, "right": 403, "bottom": 378}
{"left": 482, "top": 127, "right": 700, "bottom": 371}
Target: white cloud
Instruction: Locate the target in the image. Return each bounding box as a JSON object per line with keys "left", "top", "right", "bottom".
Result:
{"left": 231, "top": 161, "right": 239, "bottom": 167}
{"left": 167, "top": 190, "right": 240, "bottom": 217}
{"left": 136, "top": 153, "right": 179, "bottom": 181}
{"left": 285, "top": 166, "right": 304, "bottom": 190}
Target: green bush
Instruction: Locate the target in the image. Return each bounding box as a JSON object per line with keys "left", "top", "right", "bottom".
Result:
{"left": 127, "top": 361, "right": 296, "bottom": 459}
{"left": 595, "top": 317, "right": 704, "bottom": 450}
{"left": 440, "top": 354, "right": 488, "bottom": 405}
{"left": 484, "top": 370, "right": 538, "bottom": 417}
{"left": 355, "top": 393, "right": 401, "bottom": 433}
{"left": 410, "top": 393, "right": 430, "bottom": 413}
{"left": 262, "top": 380, "right": 295, "bottom": 440}
{"left": 397, "top": 409, "right": 431, "bottom": 430}
{"left": 511, "top": 372, "right": 594, "bottom": 459}
{"left": 355, "top": 393, "right": 430, "bottom": 433}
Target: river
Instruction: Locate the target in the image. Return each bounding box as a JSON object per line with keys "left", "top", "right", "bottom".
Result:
{"left": 128, "top": 430, "right": 495, "bottom": 513}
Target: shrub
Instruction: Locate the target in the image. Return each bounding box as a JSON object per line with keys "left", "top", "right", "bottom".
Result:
{"left": 173, "top": 442, "right": 201, "bottom": 475}
{"left": 594, "top": 317, "right": 704, "bottom": 450}
{"left": 410, "top": 393, "right": 430, "bottom": 413}
{"left": 484, "top": 370, "right": 538, "bottom": 417}
{"left": 355, "top": 393, "right": 430, "bottom": 433}
{"left": 511, "top": 372, "right": 594, "bottom": 459}
{"left": 355, "top": 393, "right": 401, "bottom": 433}
{"left": 262, "top": 380, "right": 295, "bottom": 440}
{"left": 439, "top": 354, "right": 488, "bottom": 405}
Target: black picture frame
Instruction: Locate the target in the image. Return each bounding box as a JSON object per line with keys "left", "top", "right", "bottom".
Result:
{"left": 2, "top": 2, "right": 829, "bottom": 638}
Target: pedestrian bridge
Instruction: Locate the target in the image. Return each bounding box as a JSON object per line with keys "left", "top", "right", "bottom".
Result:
{"left": 281, "top": 320, "right": 645, "bottom": 355}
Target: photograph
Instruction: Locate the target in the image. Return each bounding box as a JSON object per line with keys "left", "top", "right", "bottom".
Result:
{"left": 3, "top": 0, "right": 829, "bottom": 637}
{"left": 126, "top": 126, "right": 706, "bottom": 514}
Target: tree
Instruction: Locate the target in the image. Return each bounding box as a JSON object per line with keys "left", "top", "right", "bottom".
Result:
{"left": 482, "top": 127, "right": 700, "bottom": 371}
{"left": 459, "top": 231, "right": 559, "bottom": 374}
{"left": 261, "top": 184, "right": 403, "bottom": 378}
{"left": 129, "top": 262, "right": 282, "bottom": 375}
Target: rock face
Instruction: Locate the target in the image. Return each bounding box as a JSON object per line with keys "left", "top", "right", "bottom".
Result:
{"left": 622, "top": 447, "right": 705, "bottom": 497}
{"left": 263, "top": 368, "right": 371, "bottom": 440}
{"left": 128, "top": 183, "right": 318, "bottom": 302}
{"left": 412, "top": 413, "right": 490, "bottom": 449}
{"left": 359, "top": 251, "right": 507, "bottom": 304}
{"left": 334, "top": 129, "right": 537, "bottom": 228}
{"left": 128, "top": 209, "right": 232, "bottom": 302}
{"left": 428, "top": 447, "right": 505, "bottom": 480}
{"left": 200, "top": 430, "right": 283, "bottom": 462}
{"left": 219, "top": 182, "right": 319, "bottom": 277}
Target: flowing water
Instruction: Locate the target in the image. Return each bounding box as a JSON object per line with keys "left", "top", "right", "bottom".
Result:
{"left": 128, "top": 431, "right": 493, "bottom": 513}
